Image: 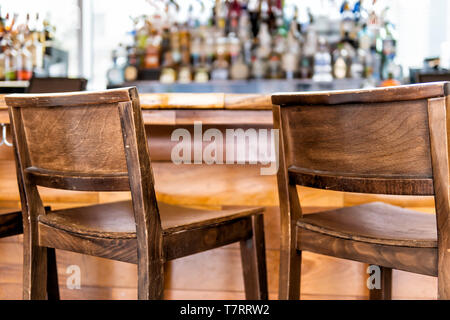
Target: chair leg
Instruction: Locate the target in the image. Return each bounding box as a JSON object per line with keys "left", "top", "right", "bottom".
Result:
{"left": 240, "top": 214, "right": 268, "bottom": 300}
{"left": 278, "top": 227, "right": 302, "bottom": 300}
{"left": 369, "top": 266, "right": 392, "bottom": 300}
{"left": 437, "top": 251, "right": 450, "bottom": 299}
{"left": 23, "top": 242, "right": 47, "bottom": 300}
{"left": 137, "top": 260, "right": 165, "bottom": 300}
{"left": 46, "top": 247, "right": 60, "bottom": 300}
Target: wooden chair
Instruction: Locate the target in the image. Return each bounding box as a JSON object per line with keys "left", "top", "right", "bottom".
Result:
{"left": 5, "top": 87, "right": 267, "bottom": 300}
{"left": 27, "top": 77, "right": 87, "bottom": 93}
{"left": 272, "top": 82, "right": 450, "bottom": 300}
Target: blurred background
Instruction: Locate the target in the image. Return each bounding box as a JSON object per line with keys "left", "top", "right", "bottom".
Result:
{"left": 1, "top": 0, "right": 450, "bottom": 92}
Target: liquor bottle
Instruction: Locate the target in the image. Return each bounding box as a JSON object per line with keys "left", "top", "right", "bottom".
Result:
{"left": 16, "top": 43, "right": 33, "bottom": 80}
{"left": 210, "top": 37, "right": 229, "bottom": 80}
{"left": 144, "top": 28, "right": 161, "bottom": 69}
{"left": 228, "top": 0, "right": 241, "bottom": 35}
{"left": 303, "top": 23, "right": 317, "bottom": 58}
{"left": 107, "top": 49, "right": 124, "bottom": 85}
{"left": 178, "top": 50, "right": 192, "bottom": 83}
{"left": 215, "top": 0, "right": 227, "bottom": 37}
{"left": 358, "top": 23, "right": 372, "bottom": 52}
{"left": 124, "top": 39, "right": 139, "bottom": 82}
{"left": 190, "top": 29, "right": 202, "bottom": 68}
{"left": 229, "top": 34, "right": 248, "bottom": 80}
{"left": 340, "top": 1, "right": 355, "bottom": 39}
{"left": 0, "top": 45, "right": 5, "bottom": 81}
{"left": 268, "top": 54, "right": 282, "bottom": 79}
{"left": 159, "top": 50, "right": 177, "bottom": 84}
{"left": 230, "top": 51, "right": 249, "bottom": 80}
{"left": 3, "top": 35, "right": 17, "bottom": 81}
{"left": 350, "top": 47, "right": 365, "bottom": 79}
{"left": 282, "top": 17, "right": 301, "bottom": 79}
{"left": 160, "top": 27, "right": 172, "bottom": 66}
{"left": 332, "top": 43, "right": 349, "bottom": 79}
{"left": 28, "top": 28, "right": 44, "bottom": 71}
{"left": 251, "top": 55, "right": 267, "bottom": 80}
{"left": 193, "top": 64, "right": 209, "bottom": 83}
{"left": 313, "top": 37, "right": 332, "bottom": 82}
{"left": 170, "top": 24, "right": 181, "bottom": 67}
{"left": 256, "top": 23, "right": 271, "bottom": 60}
{"left": 380, "top": 72, "right": 401, "bottom": 87}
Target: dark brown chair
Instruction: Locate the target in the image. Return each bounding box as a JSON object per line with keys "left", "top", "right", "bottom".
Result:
{"left": 272, "top": 82, "right": 450, "bottom": 300}
{"left": 27, "top": 77, "right": 87, "bottom": 93}
{"left": 5, "top": 87, "right": 267, "bottom": 300}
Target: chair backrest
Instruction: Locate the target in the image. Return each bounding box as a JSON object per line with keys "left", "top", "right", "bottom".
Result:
{"left": 27, "top": 77, "right": 87, "bottom": 93}
{"left": 5, "top": 87, "right": 160, "bottom": 253}
{"left": 272, "top": 82, "right": 450, "bottom": 196}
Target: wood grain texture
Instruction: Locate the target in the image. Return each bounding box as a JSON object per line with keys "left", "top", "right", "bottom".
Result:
{"left": 273, "top": 105, "right": 302, "bottom": 300}
{"left": 297, "top": 228, "right": 438, "bottom": 276}
{"left": 427, "top": 97, "right": 450, "bottom": 299}
{"left": 272, "top": 82, "right": 449, "bottom": 106}
{"left": 274, "top": 82, "right": 450, "bottom": 300}
{"left": 281, "top": 100, "right": 433, "bottom": 195}
{"left": 4, "top": 88, "right": 132, "bottom": 108}
{"left": 5, "top": 88, "right": 267, "bottom": 300}
{"left": 297, "top": 202, "right": 437, "bottom": 248}
{"left": 1, "top": 92, "right": 272, "bottom": 111}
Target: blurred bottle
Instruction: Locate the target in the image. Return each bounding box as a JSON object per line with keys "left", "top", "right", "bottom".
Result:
{"left": 16, "top": 43, "right": 33, "bottom": 80}
{"left": 313, "top": 37, "right": 332, "bottom": 82}
{"left": 107, "top": 49, "right": 124, "bottom": 85}
{"left": 3, "top": 35, "right": 17, "bottom": 81}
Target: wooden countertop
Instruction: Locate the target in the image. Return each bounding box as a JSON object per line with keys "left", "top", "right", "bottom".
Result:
{"left": 0, "top": 93, "right": 272, "bottom": 110}
{"left": 0, "top": 93, "right": 273, "bottom": 125}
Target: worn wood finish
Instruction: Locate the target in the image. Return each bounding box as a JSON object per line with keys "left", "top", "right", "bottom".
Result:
{"left": 6, "top": 88, "right": 267, "bottom": 300}
{"left": 297, "top": 228, "right": 438, "bottom": 276}
{"left": 273, "top": 105, "right": 302, "bottom": 300}
{"left": 427, "top": 96, "right": 450, "bottom": 299}
{"left": 5, "top": 88, "right": 132, "bottom": 108}
{"left": 288, "top": 167, "right": 434, "bottom": 196}
{"left": 273, "top": 82, "right": 450, "bottom": 300}
{"left": 281, "top": 100, "right": 433, "bottom": 195}
{"left": 24, "top": 167, "right": 130, "bottom": 192}
{"left": 240, "top": 214, "right": 268, "bottom": 299}
{"left": 297, "top": 202, "right": 437, "bottom": 248}
{"left": 1, "top": 92, "right": 272, "bottom": 111}
{"left": 272, "top": 82, "right": 448, "bottom": 106}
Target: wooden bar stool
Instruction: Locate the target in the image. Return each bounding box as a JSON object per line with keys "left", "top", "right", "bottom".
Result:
{"left": 5, "top": 87, "right": 267, "bottom": 300}
{"left": 272, "top": 82, "right": 450, "bottom": 300}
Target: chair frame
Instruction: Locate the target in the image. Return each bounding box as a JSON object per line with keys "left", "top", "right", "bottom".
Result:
{"left": 6, "top": 87, "right": 267, "bottom": 300}
{"left": 272, "top": 82, "right": 450, "bottom": 300}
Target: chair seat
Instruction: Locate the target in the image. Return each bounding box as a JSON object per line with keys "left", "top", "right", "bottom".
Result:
{"left": 38, "top": 201, "right": 263, "bottom": 240}
{"left": 297, "top": 202, "right": 437, "bottom": 248}
{"left": 0, "top": 208, "right": 22, "bottom": 238}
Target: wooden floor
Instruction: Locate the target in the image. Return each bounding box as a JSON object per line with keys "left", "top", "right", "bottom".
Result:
{"left": 0, "top": 143, "right": 439, "bottom": 300}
